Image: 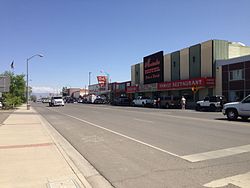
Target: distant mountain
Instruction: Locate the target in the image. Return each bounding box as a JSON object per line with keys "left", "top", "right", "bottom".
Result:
{"left": 32, "top": 93, "right": 52, "bottom": 98}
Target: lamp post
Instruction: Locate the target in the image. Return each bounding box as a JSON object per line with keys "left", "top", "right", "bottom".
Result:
{"left": 88, "top": 72, "right": 91, "bottom": 86}
{"left": 26, "top": 54, "right": 43, "bottom": 110}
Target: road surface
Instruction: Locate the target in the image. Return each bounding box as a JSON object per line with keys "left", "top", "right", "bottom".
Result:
{"left": 33, "top": 103, "right": 250, "bottom": 188}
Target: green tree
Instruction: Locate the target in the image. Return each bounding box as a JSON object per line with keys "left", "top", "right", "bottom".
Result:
{"left": 1, "top": 71, "right": 26, "bottom": 109}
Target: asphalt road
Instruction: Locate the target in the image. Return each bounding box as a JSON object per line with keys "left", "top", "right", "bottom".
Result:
{"left": 33, "top": 103, "right": 250, "bottom": 188}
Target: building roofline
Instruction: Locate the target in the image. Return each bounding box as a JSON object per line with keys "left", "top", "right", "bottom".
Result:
{"left": 216, "top": 54, "right": 250, "bottom": 66}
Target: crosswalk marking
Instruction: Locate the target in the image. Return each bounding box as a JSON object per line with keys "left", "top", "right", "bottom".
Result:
{"left": 204, "top": 171, "right": 250, "bottom": 188}
{"left": 181, "top": 144, "right": 250, "bottom": 162}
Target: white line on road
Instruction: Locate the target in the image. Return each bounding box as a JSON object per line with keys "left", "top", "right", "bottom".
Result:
{"left": 46, "top": 107, "right": 250, "bottom": 163}
{"left": 204, "top": 171, "right": 250, "bottom": 188}
{"left": 181, "top": 144, "right": 250, "bottom": 162}
{"left": 50, "top": 110, "right": 181, "bottom": 159}
{"left": 133, "top": 118, "right": 153, "bottom": 123}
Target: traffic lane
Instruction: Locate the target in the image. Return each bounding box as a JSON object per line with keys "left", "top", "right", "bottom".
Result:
{"left": 70, "top": 103, "right": 236, "bottom": 122}
{"left": 41, "top": 103, "right": 250, "bottom": 156}
{"left": 33, "top": 105, "right": 250, "bottom": 188}
{"left": 103, "top": 104, "right": 250, "bottom": 123}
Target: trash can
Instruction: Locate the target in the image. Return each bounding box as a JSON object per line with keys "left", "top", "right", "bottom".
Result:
{"left": 27, "top": 104, "right": 31, "bottom": 110}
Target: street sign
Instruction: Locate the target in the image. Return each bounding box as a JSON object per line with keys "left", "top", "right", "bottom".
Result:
{"left": 0, "top": 76, "right": 10, "bottom": 92}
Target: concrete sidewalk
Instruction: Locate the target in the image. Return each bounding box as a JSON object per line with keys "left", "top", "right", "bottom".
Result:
{"left": 0, "top": 105, "right": 92, "bottom": 188}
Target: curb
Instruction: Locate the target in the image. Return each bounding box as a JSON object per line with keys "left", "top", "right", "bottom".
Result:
{"left": 36, "top": 108, "right": 114, "bottom": 188}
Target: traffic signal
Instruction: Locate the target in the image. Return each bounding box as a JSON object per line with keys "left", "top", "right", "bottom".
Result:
{"left": 192, "top": 85, "right": 198, "bottom": 93}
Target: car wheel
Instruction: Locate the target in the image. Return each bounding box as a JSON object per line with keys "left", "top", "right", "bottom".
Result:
{"left": 195, "top": 104, "right": 201, "bottom": 111}
{"left": 210, "top": 104, "right": 216, "bottom": 112}
{"left": 226, "top": 109, "right": 238, "bottom": 121}
{"left": 142, "top": 102, "right": 145, "bottom": 107}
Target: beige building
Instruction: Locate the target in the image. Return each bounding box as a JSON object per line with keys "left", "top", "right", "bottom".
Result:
{"left": 130, "top": 40, "right": 250, "bottom": 101}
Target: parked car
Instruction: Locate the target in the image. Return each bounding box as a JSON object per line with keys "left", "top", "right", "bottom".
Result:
{"left": 223, "top": 94, "right": 250, "bottom": 121}
{"left": 132, "top": 96, "right": 154, "bottom": 107}
{"left": 159, "top": 96, "right": 181, "bottom": 109}
{"left": 42, "top": 98, "right": 51, "bottom": 103}
{"left": 36, "top": 99, "right": 42, "bottom": 103}
{"left": 196, "top": 95, "right": 225, "bottom": 111}
{"left": 112, "top": 97, "right": 131, "bottom": 106}
{"left": 86, "top": 94, "right": 97, "bottom": 103}
{"left": 49, "top": 96, "right": 64, "bottom": 107}
{"left": 94, "top": 98, "right": 106, "bottom": 104}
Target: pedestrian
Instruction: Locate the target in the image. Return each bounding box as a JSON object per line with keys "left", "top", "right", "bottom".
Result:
{"left": 157, "top": 97, "right": 161, "bottom": 108}
{"left": 181, "top": 96, "right": 186, "bottom": 109}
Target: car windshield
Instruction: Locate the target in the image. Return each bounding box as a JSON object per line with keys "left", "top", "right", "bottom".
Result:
{"left": 241, "top": 95, "right": 250, "bottom": 103}
{"left": 53, "top": 97, "right": 62, "bottom": 99}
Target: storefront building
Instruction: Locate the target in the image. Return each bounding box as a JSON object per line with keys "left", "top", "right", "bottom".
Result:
{"left": 217, "top": 55, "right": 250, "bottom": 102}
{"left": 128, "top": 40, "right": 250, "bottom": 101}
{"left": 89, "top": 81, "right": 132, "bottom": 101}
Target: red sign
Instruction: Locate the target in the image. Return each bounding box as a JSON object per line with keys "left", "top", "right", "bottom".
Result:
{"left": 157, "top": 77, "right": 215, "bottom": 91}
{"left": 205, "top": 77, "right": 215, "bottom": 86}
{"left": 97, "top": 76, "right": 107, "bottom": 87}
{"left": 126, "top": 86, "right": 139, "bottom": 93}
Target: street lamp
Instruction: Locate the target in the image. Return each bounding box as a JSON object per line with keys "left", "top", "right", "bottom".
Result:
{"left": 88, "top": 72, "right": 91, "bottom": 86}
{"left": 26, "top": 54, "right": 43, "bottom": 110}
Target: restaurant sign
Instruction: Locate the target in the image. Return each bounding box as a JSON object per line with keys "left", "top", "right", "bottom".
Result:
{"left": 157, "top": 77, "right": 215, "bottom": 91}
{"left": 143, "top": 51, "right": 164, "bottom": 84}
{"left": 97, "top": 76, "right": 107, "bottom": 87}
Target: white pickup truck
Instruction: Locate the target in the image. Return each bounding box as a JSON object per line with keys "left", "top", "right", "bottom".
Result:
{"left": 222, "top": 95, "right": 250, "bottom": 120}
{"left": 49, "top": 96, "right": 64, "bottom": 107}
{"left": 132, "top": 96, "right": 154, "bottom": 107}
{"left": 196, "top": 95, "right": 225, "bottom": 111}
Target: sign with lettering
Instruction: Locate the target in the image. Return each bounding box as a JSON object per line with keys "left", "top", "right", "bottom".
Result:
{"left": 157, "top": 77, "right": 215, "bottom": 91}
{"left": 143, "top": 51, "right": 164, "bottom": 84}
{"left": 97, "top": 76, "right": 107, "bottom": 87}
{"left": 139, "top": 83, "right": 157, "bottom": 92}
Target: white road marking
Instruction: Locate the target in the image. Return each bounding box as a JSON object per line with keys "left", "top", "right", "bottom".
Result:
{"left": 133, "top": 118, "right": 153, "bottom": 123}
{"left": 46, "top": 107, "right": 250, "bottom": 163}
{"left": 204, "top": 171, "right": 250, "bottom": 188}
{"left": 50, "top": 110, "right": 181, "bottom": 158}
{"left": 181, "top": 144, "right": 250, "bottom": 162}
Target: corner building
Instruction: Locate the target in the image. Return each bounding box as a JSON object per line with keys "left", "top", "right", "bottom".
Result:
{"left": 129, "top": 40, "right": 250, "bottom": 102}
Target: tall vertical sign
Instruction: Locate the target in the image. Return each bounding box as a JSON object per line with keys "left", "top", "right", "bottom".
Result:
{"left": 97, "top": 76, "right": 107, "bottom": 87}
{"left": 143, "top": 51, "right": 164, "bottom": 84}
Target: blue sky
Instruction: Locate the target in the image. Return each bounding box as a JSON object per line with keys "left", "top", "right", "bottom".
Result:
{"left": 1, "top": 0, "right": 250, "bottom": 93}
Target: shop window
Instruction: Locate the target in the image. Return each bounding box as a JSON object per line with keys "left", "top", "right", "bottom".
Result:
{"left": 192, "top": 56, "right": 195, "bottom": 63}
{"left": 229, "top": 69, "right": 244, "bottom": 81}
